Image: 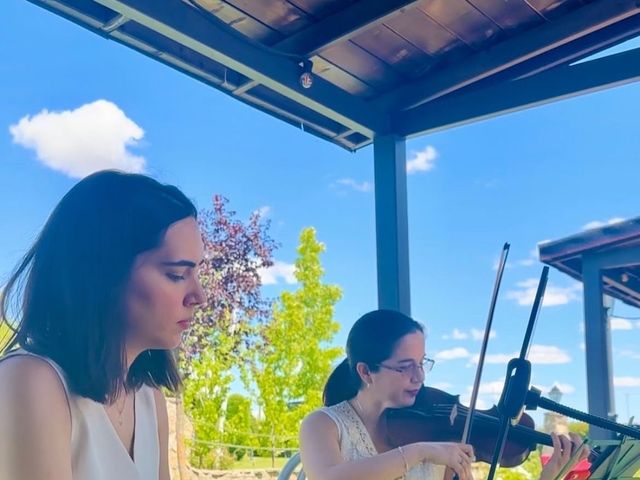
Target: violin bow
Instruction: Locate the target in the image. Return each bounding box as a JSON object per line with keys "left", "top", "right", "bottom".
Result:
{"left": 460, "top": 243, "right": 510, "bottom": 446}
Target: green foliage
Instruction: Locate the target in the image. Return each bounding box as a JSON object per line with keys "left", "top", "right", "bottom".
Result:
{"left": 474, "top": 450, "right": 543, "bottom": 480}
{"left": 249, "top": 227, "right": 343, "bottom": 454}
{"left": 223, "top": 394, "right": 253, "bottom": 460}
{"left": 180, "top": 196, "right": 275, "bottom": 468}
{"left": 183, "top": 341, "right": 234, "bottom": 468}
{"left": 498, "top": 450, "right": 543, "bottom": 480}
{"left": 568, "top": 421, "right": 589, "bottom": 438}
{"left": 0, "top": 321, "right": 14, "bottom": 352}
{"left": 181, "top": 224, "right": 343, "bottom": 469}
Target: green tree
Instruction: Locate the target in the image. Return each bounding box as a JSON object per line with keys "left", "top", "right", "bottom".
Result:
{"left": 179, "top": 196, "right": 276, "bottom": 471}
{"left": 183, "top": 337, "right": 235, "bottom": 468}
{"left": 498, "top": 450, "right": 543, "bottom": 480}
{"left": 249, "top": 227, "right": 342, "bottom": 465}
{"left": 0, "top": 321, "right": 13, "bottom": 351}
{"left": 474, "top": 450, "right": 543, "bottom": 480}
{"left": 568, "top": 421, "right": 589, "bottom": 438}
{"left": 224, "top": 394, "right": 253, "bottom": 460}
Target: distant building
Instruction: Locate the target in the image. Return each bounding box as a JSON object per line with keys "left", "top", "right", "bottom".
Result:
{"left": 543, "top": 386, "right": 569, "bottom": 435}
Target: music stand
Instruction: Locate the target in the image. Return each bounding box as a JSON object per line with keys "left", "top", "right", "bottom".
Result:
{"left": 549, "top": 437, "right": 640, "bottom": 480}
{"left": 589, "top": 437, "right": 640, "bottom": 480}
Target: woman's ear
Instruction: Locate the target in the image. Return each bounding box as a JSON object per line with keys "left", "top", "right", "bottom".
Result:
{"left": 355, "top": 362, "right": 373, "bottom": 386}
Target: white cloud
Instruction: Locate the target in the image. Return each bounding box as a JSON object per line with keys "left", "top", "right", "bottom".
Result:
{"left": 255, "top": 206, "right": 271, "bottom": 217}
{"left": 469, "top": 345, "right": 571, "bottom": 365}
{"left": 493, "top": 247, "right": 538, "bottom": 270}
{"left": 492, "top": 257, "right": 513, "bottom": 271}
{"left": 442, "top": 328, "right": 496, "bottom": 341}
{"left": 459, "top": 393, "right": 491, "bottom": 410}
{"left": 461, "top": 382, "right": 504, "bottom": 405}
{"left": 620, "top": 350, "right": 640, "bottom": 360}
{"left": 610, "top": 317, "right": 634, "bottom": 330}
{"left": 10, "top": 100, "right": 145, "bottom": 178}
{"left": 407, "top": 145, "right": 437, "bottom": 174}
{"left": 614, "top": 377, "right": 640, "bottom": 387}
{"left": 582, "top": 217, "right": 625, "bottom": 230}
{"left": 477, "top": 381, "right": 505, "bottom": 396}
{"left": 471, "top": 328, "right": 496, "bottom": 341}
{"left": 464, "top": 381, "right": 576, "bottom": 404}
{"left": 506, "top": 279, "right": 582, "bottom": 307}
{"left": 443, "top": 328, "right": 469, "bottom": 340}
{"left": 452, "top": 328, "right": 468, "bottom": 340}
{"left": 518, "top": 259, "right": 535, "bottom": 267}
{"left": 435, "top": 347, "right": 471, "bottom": 361}
{"left": 258, "top": 260, "right": 296, "bottom": 285}
{"left": 517, "top": 247, "right": 539, "bottom": 267}
{"left": 531, "top": 382, "right": 576, "bottom": 395}
{"left": 528, "top": 345, "right": 572, "bottom": 364}
{"left": 469, "top": 353, "right": 513, "bottom": 365}
{"left": 333, "top": 178, "right": 373, "bottom": 193}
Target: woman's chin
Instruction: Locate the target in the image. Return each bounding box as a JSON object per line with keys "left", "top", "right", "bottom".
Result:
{"left": 392, "top": 396, "right": 417, "bottom": 409}
{"left": 150, "top": 334, "right": 183, "bottom": 351}
{"left": 168, "top": 336, "right": 184, "bottom": 350}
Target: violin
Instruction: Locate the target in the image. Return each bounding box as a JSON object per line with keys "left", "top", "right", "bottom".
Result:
{"left": 386, "top": 385, "right": 554, "bottom": 468}
{"left": 384, "top": 257, "right": 640, "bottom": 478}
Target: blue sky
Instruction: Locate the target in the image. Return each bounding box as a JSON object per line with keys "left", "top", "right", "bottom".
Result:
{"left": 2, "top": 0, "right": 640, "bottom": 424}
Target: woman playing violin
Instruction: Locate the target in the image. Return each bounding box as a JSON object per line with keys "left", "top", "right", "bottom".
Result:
{"left": 300, "top": 309, "right": 587, "bottom": 480}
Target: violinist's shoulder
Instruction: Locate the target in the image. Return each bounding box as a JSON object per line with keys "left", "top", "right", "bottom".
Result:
{"left": 300, "top": 408, "right": 339, "bottom": 441}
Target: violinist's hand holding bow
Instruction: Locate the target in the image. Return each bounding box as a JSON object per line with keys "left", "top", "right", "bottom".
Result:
{"left": 539, "top": 432, "right": 589, "bottom": 480}
{"left": 422, "top": 442, "right": 475, "bottom": 480}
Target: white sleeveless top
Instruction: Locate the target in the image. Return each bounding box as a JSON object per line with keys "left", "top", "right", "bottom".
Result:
{"left": 0, "top": 349, "right": 160, "bottom": 480}
{"left": 320, "top": 401, "right": 445, "bottom": 480}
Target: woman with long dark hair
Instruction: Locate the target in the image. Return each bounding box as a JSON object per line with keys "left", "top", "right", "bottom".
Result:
{"left": 0, "top": 170, "right": 205, "bottom": 479}
{"left": 300, "top": 309, "right": 587, "bottom": 480}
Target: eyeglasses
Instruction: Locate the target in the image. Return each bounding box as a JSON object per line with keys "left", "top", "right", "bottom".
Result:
{"left": 376, "top": 357, "right": 435, "bottom": 377}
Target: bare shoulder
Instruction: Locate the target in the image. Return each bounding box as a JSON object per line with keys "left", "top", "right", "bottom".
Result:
{"left": 0, "top": 355, "right": 72, "bottom": 478}
{"left": 0, "top": 354, "right": 70, "bottom": 428}
{"left": 0, "top": 354, "right": 69, "bottom": 408}
{"left": 300, "top": 408, "right": 339, "bottom": 439}
{"left": 299, "top": 408, "right": 343, "bottom": 476}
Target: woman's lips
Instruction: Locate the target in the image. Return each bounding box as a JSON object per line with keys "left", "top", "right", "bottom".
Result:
{"left": 177, "top": 319, "right": 192, "bottom": 329}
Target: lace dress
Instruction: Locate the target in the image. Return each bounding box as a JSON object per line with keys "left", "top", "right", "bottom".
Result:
{"left": 320, "top": 401, "right": 445, "bottom": 480}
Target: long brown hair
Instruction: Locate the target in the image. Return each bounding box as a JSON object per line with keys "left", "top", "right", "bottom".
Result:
{"left": 1, "top": 170, "right": 197, "bottom": 402}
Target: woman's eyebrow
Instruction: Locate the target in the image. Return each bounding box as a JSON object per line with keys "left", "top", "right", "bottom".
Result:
{"left": 161, "top": 260, "right": 198, "bottom": 268}
{"left": 395, "top": 356, "right": 426, "bottom": 364}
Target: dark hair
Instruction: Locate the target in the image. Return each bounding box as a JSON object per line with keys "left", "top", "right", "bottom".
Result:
{"left": 323, "top": 309, "right": 423, "bottom": 406}
{"left": 1, "top": 170, "right": 197, "bottom": 402}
